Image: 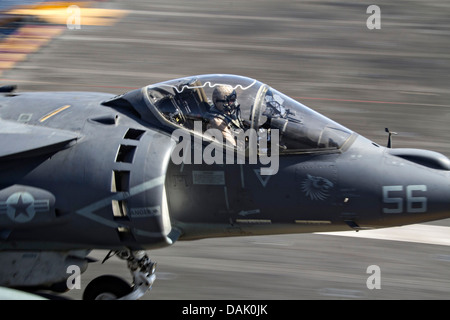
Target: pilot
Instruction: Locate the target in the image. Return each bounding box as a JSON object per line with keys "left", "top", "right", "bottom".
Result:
{"left": 206, "top": 85, "right": 244, "bottom": 146}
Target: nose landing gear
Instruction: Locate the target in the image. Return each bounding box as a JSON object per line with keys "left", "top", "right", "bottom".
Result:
{"left": 83, "top": 250, "right": 156, "bottom": 300}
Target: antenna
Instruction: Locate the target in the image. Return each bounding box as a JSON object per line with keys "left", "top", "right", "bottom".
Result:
{"left": 385, "top": 128, "right": 397, "bottom": 148}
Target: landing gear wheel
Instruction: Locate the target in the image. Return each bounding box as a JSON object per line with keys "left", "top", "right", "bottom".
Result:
{"left": 85, "top": 250, "right": 156, "bottom": 300}
{"left": 83, "top": 275, "right": 132, "bottom": 300}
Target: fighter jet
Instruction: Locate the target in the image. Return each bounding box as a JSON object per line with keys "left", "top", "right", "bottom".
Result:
{"left": 0, "top": 74, "right": 449, "bottom": 299}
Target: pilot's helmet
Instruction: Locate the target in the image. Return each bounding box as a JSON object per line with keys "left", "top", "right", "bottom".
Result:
{"left": 212, "top": 85, "right": 237, "bottom": 113}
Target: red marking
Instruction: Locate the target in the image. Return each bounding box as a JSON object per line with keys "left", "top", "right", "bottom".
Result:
{"left": 0, "top": 79, "right": 139, "bottom": 90}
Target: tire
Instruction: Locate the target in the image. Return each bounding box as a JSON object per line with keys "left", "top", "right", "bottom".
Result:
{"left": 83, "top": 275, "right": 132, "bottom": 300}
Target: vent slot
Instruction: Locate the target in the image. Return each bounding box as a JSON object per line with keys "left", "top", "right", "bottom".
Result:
{"left": 90, "top": 115, "right": 118, "bottom": 125}
{"left": 112, "top": 200, "right": 128, "bottom": 218}
{"left": 124, "top": 128, "right": 145, "bottom": 140}
{"left": 115, "top": 145, "right": 136, "bottom": 163}
{"left": 117, "top": 226, "right": 135, "bottom": 242}
{"left": 111, "top": 170, "right": 130, "bottom": 192}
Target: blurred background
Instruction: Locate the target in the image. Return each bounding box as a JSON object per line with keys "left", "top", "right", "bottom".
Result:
{"left": 1, "top": 0, "right": 450, "bottom": 299}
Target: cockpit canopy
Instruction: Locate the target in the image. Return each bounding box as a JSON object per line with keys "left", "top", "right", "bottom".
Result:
{"left": 144, "top": 74, "right": 353, "bottom": 153}
{"left": 104, "top": 74, "right": 354, "bottom": 153}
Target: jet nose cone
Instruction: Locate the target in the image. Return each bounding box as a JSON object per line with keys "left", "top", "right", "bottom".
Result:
{"left": 388, "top": 148, "right": 450, "bottom": 171}
{"left": 380, "top": 149, "right": 450, "bottom": 225}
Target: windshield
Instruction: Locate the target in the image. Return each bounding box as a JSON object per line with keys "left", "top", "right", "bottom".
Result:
{"left": 145, "top": 74, "right": 353, "bottom": 153}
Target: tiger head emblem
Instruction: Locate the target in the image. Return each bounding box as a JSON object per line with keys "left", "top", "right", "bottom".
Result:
{"left": 300, "top": 174, "right": 334, "bottom": 201}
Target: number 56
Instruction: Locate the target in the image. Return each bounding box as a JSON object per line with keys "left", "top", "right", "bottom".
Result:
{"left": 382, "top": 185, "right": 427, "bottom": 214}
